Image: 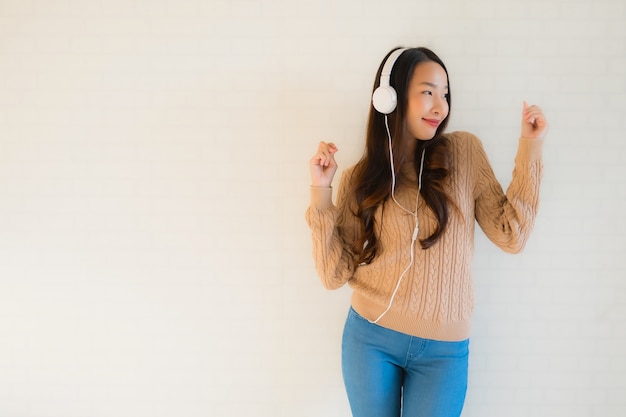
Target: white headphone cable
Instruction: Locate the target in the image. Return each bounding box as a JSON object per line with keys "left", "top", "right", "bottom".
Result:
{"left": 369, "top": 116, "right": 425, "bottom": 324}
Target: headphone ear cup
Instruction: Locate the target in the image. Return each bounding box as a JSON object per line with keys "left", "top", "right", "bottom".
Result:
{"left": 372, "top": 85, "right": 398, "bottom": 114}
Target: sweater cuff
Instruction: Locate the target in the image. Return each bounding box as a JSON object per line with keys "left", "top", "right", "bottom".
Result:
{"left": 517, "top": 137, "right": 544, "bottom": 162}
{"left": 310, "top": 186, "right": 333, "bottom": 210}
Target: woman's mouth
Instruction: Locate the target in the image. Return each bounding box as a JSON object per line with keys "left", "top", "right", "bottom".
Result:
{"left": 422, "top": 118, "right": 441, "bottom": 128}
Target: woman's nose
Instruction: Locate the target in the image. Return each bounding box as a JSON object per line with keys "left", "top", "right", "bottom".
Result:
{"left": 433, "top": 96, "right": 447, "bottom": 117}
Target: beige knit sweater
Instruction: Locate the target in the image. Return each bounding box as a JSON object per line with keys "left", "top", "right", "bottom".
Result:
{"left": 306, "top": 131, "right": 544, "bottom": 341}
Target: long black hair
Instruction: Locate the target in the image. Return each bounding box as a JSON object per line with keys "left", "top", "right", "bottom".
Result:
{"left": 350, "top": 47, "right": 454, "bottom": 266}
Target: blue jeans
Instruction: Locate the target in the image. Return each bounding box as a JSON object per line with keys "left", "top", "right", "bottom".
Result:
{"left": 342, "top": 307, "right": 469, "bottom": 417}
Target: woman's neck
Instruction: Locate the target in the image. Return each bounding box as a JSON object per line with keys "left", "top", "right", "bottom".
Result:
{"left": 404, "top": 139, "right": 417, "bottom": 164}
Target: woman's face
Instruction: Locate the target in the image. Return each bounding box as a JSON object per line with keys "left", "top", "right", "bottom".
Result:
{"left": 405, "top": 61, "right": 449, "bottom": 141}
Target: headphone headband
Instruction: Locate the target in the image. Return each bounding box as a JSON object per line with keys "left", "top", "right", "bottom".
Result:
{"left": 378, "top": 48, "right": 409, "bottom": 88}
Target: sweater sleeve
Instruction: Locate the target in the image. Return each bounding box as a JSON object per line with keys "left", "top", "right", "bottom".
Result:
{"left": 472, "top": 134, "right": 544, "bottom": 253}
{"left": 305, "top": 169, "right": 359, "bottom": 290}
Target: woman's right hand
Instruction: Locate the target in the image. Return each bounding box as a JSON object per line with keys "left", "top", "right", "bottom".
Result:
{"left": 309, "top": 141, "right": 338, "bottom": 187}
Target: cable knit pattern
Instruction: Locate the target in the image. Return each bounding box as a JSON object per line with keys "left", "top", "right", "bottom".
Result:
{"left": 306, "top": 131, "right": 543, "bottom": 341}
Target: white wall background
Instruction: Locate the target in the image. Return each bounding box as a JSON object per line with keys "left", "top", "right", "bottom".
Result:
{"left": 0, "top": 0, "right": 624, "bottom": 416}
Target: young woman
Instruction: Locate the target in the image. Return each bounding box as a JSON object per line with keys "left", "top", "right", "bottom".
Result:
{"left": 306, "top": 47, "right": 548, "bottom": 417}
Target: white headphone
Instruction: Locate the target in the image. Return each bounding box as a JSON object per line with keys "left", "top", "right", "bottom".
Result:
{"left": 372, "top": 47, "right": 409, "bottom": 114}
{"left": 368, "top": 47, "right": 427, "bottom": 324}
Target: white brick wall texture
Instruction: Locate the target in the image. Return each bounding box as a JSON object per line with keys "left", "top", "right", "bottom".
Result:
{"left": 0, "top": 0, "right": 624, "bottom": 416}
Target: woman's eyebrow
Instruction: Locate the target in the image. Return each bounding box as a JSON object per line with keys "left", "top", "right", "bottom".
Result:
{"left": 419, "top": 81, "right": 449, "bottom": 89}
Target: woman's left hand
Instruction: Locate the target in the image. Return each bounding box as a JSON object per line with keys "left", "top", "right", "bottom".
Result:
{"left": 521, "top": 101, "right": 548, "bottom": 140}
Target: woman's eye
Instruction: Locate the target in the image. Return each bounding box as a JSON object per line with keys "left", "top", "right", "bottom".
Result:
{"left": 422, "top": 91, "right": 449, "bottom": 99}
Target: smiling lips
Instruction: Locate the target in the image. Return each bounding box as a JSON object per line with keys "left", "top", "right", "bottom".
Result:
{"left": 422, "top": 118, "right": 441, "bottom": 128}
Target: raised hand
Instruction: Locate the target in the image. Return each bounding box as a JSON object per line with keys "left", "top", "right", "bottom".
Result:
{"left": 521, "top": 101, "right": 549, "bottom": 140}
{"left": 309, "top": 141, "right": 338, "bottom": 188}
